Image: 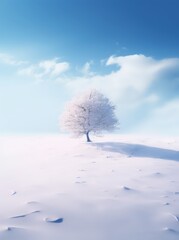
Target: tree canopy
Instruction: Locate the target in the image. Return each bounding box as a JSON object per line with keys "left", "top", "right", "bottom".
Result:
{"left": 60, "top": 89, "right": 118, "bottom": 142}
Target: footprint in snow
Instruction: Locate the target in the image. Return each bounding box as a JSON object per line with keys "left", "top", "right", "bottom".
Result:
{"left": 44, "top": 217, "right": 63, "bottom": 223}
{"left": 170, "top": 214, "right": 179, "bottom": 222}
{"left": 10, "top": 191, "right": 17, "bottom": 196}
{"left": 146, "top": 172, "right": 163, "bottom": 178}
{"left": 154, "top": 172, "right": 162, "bottom": 175}
{"left": 151, "top": 172, "right": 163, "bottom": 177}
{"left": 0, "top": 226, "right": 12, "bottom": 232}
{"left": 160, "top": 195, "right": 169, "bottom": 198}
{"left": 121, "top": 186, "right": 131, "bottom": 191}
{"left": 0, "top": 226, "right": 24, "bottom": 232}
{"left": 163, "top": 202, "right": 170, "bottom": 206}
{"left": 75, "top": 181, "right": 86, "bottom": 184}
{"left": 163, "top": 227, "right": 179, "bottom": 234}
{"left": 11, "top": 210, "right": 40, "bottom": 219}
{"left": 27, "top": 201, "right": 40, "bottom": 205}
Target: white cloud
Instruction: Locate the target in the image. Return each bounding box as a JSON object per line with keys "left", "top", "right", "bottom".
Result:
{"left": 81, "top": 61, "right": 94, "bottom": 76}
{"left": 18, "top": 65, "right": 35, "bottom": 76}
{"left": 0, "top": 53, "right": 27, "bottom": 66}
{"left": 105, "top": 54, "right": 179, "bottom": 94}
{"left": 65, "top": 55, "right": 179, "bottom": 101}
{"left": 18, "top": 58, "right": 70, "bottom": 81}
{"left": 65, "top": 55, "right": 177, "bottom": 101}
{"left": 0, "top": 53, "right": 70, "bottom": 83}
{"left": 39, "top": 59, "right": 69, "bottom": 76}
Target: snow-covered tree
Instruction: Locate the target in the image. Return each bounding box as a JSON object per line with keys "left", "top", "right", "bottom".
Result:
{"left": 60, "top": 89, "right": 119, "bottom": 142}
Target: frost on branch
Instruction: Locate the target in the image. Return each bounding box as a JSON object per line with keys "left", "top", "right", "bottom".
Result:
{"left": 60, "top": 89, "right": 119, "bottom": 142}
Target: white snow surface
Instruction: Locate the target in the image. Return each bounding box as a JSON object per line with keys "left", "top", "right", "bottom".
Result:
{"left": 0, "top": 134, "right": 179, "bottom": 240}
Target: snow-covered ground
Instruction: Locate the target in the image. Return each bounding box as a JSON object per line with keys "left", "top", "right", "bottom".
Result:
{"left": 0, "top": 134, "right": 179, "bottom": 240}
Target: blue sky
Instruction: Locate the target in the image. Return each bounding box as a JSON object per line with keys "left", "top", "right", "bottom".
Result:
{"left": 0, "top": 0, "right": 179, "bottom": 135}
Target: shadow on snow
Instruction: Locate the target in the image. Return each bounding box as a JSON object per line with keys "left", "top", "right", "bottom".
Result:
{"left": 92, "top": 142, "right": 179, "bottom": 161}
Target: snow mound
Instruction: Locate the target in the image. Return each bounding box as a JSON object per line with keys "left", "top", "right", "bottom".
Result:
{"left": 44, "top": 217, "right": 63, "bottom": 223}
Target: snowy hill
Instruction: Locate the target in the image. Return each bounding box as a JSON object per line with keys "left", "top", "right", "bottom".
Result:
{"left": 0, "top": 135, "right": 179, "bottom": 240}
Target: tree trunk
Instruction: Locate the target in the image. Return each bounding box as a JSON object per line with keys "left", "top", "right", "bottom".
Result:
{"left": 86, "top": 131, "right": 91, "bottom": 142}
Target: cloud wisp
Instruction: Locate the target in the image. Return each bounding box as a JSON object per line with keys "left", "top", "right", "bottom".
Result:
{"left": 0, "top": 53, "right": 27, "bottom": 66}
{"left": 18, "top": 58, "right": 70, "bottom": 81}
{"left": 81, "top": 61, "right": 95, "bottom": 76}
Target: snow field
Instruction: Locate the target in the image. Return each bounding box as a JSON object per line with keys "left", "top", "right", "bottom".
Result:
{"left": 0, "top": 135, "right": 179, "bottom": 240}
